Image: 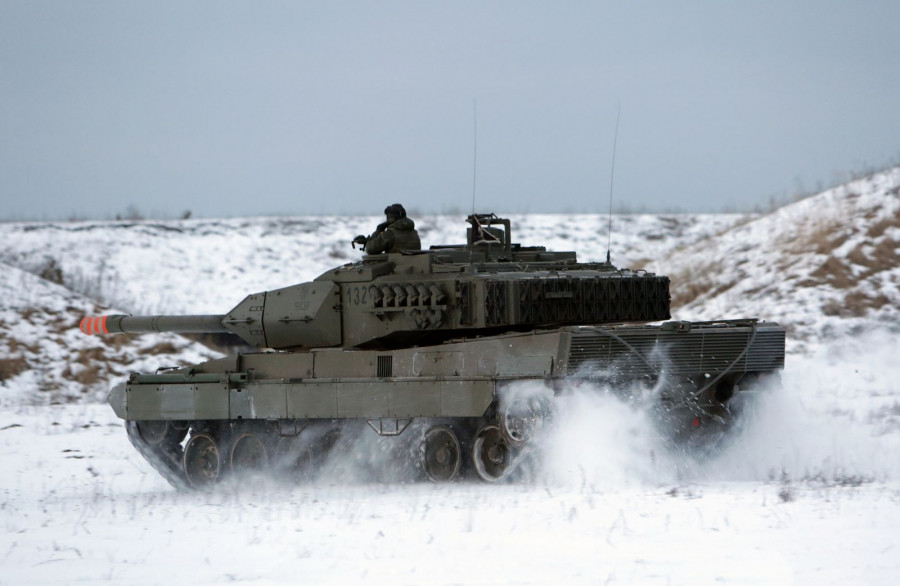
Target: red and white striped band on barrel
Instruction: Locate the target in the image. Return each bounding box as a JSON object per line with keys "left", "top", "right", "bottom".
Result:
{"left": 79, "top": 315, "right": 109, "bottom": 335}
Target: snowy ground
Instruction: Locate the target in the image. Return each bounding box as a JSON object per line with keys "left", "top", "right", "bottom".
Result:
{"left": 2, "top": 170, "right": 899, "bottom": 584}
{"left": 2, "top": 338, "right": 899, "bottom": 585}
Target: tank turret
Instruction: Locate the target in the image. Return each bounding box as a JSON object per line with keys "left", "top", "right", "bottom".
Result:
{"left": 82, "top": 213, "right": 670, "bottom": 350}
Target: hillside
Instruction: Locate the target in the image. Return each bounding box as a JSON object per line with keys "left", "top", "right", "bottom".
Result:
{"left": 0, "top": 261, "right": 219, "bottom": 407}
{"left": 646, "top": 167, "right": 900, "bottom": 352}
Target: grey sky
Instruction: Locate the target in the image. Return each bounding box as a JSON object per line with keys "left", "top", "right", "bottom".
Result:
{"left": 2, "top": 1, "right": 899, "bottom": 220}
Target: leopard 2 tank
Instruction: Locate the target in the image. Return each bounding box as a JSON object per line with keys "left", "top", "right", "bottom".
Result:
{"left": 80, "top": 213, "right": 785, "bottom": 488}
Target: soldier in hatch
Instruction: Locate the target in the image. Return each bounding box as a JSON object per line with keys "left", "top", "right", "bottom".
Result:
{"left": 352, "top": 203, "right": 421, "bottom": 254}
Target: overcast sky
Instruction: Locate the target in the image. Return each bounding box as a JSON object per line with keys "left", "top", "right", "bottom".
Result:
{"left": 2, "top": 1, "right": 899, "bottom": 220}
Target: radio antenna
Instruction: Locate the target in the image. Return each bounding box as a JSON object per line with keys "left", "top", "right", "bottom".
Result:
{"left": 605, "top": 105, "right": 621, "bottom": 264}
{"left": 471, "top": 100, "right": 478, "bottom": 216}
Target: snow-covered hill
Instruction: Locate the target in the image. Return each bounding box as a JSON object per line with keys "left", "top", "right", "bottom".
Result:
{"left": 647, "top": 167, "right": 900, "bottom": 352}
{"left": 0, "top": 261, "right": 219, "bottom": 407}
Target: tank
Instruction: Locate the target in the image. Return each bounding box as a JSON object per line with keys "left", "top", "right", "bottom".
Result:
{"left": 81, "top": 213, "right": 785, "bottom": 488}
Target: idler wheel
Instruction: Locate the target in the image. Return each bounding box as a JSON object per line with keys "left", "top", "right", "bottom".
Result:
{"left": 135, "top": 421, "right": 189, "bottom": 447}
{"left": 230, "top": 433, "right": 268, "bottom": 474}
{"left": 472, "top": 424, "right": 511, "bottom": 482}
{"left": 183, "top": 433, "right": 221, "bottom": 488}
{"left": 135, "top": 420, "right": 169, "bottom": 446}
{"left": 420, "top": 426, "right": 461, "bottom": 483}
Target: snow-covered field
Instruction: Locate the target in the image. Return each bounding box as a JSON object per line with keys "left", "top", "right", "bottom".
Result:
{"left": 1, "top": 169, "right": 899, "bottom": 584}
{"left": 2, "top": 344, "right": 898, "bottom": 585}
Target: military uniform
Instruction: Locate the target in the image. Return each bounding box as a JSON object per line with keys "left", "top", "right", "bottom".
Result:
{"left": 354, "top": 204, "right": 421, "bottom": 254}
{"left": 365, "top": 217, "right": 421, "bottom": 254}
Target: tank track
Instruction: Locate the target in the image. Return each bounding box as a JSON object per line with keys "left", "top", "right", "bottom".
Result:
{"left": 120, "top": 415, "right": 524, "bottom": 488}
{"left": 125, "top": 421, "right": 190, "bottom": 490}
{"left": 120, "top": 374, "right": 746, "bottom": 489}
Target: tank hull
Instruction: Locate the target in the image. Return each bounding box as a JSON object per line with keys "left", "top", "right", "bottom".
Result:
{"left": 113, "top": 320, "right": 783, "bottom": 421}
{"left": 111, "top": 319, "right": 785, "bottom": 487}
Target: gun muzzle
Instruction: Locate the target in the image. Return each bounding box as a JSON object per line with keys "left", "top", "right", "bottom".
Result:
{"left": 80, "top": 315, "right": 118, "bottom": 335}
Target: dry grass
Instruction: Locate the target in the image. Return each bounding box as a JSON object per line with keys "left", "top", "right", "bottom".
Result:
{"left": 847, "top": 240, "right": 900, "bottom": 273}
{"left": 810, "top": 238, "right": 900, "bottom": 290}
{"left": 5, "top": 337, "right": 38, "bottom": 356}
{"left": 75, "top": 347, "right": 108, "bottom": 363}
{"left": 666, "top": 264, "right": 718, "bottom": 308}
{"left": 779, "top": 216, "right": 845, "bottom": 256}
{"left": 629, "top": 258, "right": 652, "bottom": 271}
{"left": 867, "top": 237, "right": 900, "bottom": 270}
{"left": 138, "top": 341, "right": 180, "bottom": 356}
{"left": 795, "top": 210, "right": 898, "bottom": 292}
{"left": 867, "top": 212, "right": 900, "bottom": 239}
{"left": 846, "top": 246, "right": 869, "bottom": 267}
{"left": 810, "top": 257, "right": 856, "bottom": 289}
{"left": 61, "top": 362, "right": 104, "bottom": 386}
{"left": 73, "top": 364, "right": 103, "bottom": 386}
{"left": 823, "top": 291, "right": 892, "bottom": 317}
{"left": 0, "top": 356, "right": 27, "bottom": 381}
{"left": 844, "top": 291, "right": 892, "bottom": 314}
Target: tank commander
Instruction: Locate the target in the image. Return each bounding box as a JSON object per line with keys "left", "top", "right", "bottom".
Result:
{"left": 352, "top": 203, "right": 421, "bottom": 254}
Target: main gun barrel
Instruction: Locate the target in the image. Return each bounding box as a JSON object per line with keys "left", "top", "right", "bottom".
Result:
{"left": 80, "top": 314, "right": 229, "bottom": 335}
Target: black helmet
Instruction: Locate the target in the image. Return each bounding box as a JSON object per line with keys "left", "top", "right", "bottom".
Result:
{"left": 384, "top": 203, "right": 407, "bottom": 219}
